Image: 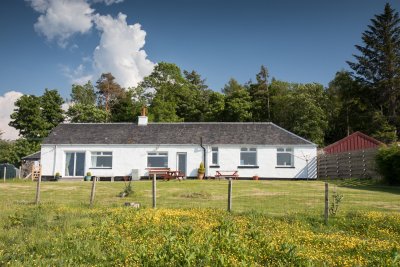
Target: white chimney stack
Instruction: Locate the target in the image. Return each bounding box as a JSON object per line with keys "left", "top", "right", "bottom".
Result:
{"left": 138, "top": 106, "right": 148, "bottom": 126}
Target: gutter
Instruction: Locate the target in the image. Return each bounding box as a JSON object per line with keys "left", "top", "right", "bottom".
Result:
{"left": 200, "top": 137, "right": 207, "bottom": 177}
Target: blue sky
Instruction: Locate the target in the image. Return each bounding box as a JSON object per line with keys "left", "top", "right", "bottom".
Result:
{"left": 1, "top": 0, "right": 400, "bottom": 139}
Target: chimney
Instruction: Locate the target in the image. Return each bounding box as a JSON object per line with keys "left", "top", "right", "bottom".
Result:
{"left": 138, "top": 106, "right": 148, "bottom": 126}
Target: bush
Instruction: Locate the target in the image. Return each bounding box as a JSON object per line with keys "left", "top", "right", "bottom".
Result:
{"left": 376, "top": 144, "right": 400, "bottom": 185}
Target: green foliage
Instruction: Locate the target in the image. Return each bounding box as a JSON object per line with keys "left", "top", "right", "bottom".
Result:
{"left": 329, "top": 191, "right": 344, "bottom": 216}
{"left": 86, "top": 172, "right": 92, "bottom": 176}
{"left": 223, "top": 79, "right": 252, "bottom": 122}
{"left": 1, "top": 139, "right": 40, "bottom": 167}
{"left": 70, "top": 81, "right": 96, "bottom": 105}
{"left": 198, "top": 162, "right": 205, "bottom": 174}
{"left": 273, "top": 83, "right": 328, "bottom": 146}
{"left": 41, "top": 89, "right": 65, "bottom": 130}
{"left": 248, "top": 65, "right": 271, "bottom": 121}
{"left": 376, "top": 144, "right": 400, "bottom": 185}
{"left": 66, "top": 104, "right": 108, "bottom": 123}
{"left": 347, "top": 3, "right": 400, "bottom": 137}
{"left": 9, "top": 95, "right": 48, "bottom": 140}
{"left": 110, "top": 90, "right": 138, "bottom": 122}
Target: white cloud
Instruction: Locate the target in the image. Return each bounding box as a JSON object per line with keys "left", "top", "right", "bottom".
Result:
{"left": 92, "top": 0, "right": 124, "bottom": 5}
{"left": 26, "top": 0, "right": 94, "bottom": 47}
{"left": 0, "top": 91, "right": 24, "bottom": 140}
{"left": 28, "top": 0, "right": 155, "bottom": 88}
{"left": 92, "top": 13, "right": 155, "bottom": 88}
{"left": 61, "top": 64, "right": 93, "bottom": 85}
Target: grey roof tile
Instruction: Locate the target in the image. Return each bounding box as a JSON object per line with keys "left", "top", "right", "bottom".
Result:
{"left": 42, "top": 122, "right": 315, "bottom": 146}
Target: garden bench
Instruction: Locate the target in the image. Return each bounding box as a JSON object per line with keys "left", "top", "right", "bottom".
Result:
{"left": 164, "top": 170, "right": 185, "bottom": 181}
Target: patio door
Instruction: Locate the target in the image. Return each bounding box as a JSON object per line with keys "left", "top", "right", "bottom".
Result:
{"left": 177, "top": 153, "right": 187, "bottom": 176}
{"left": 65, "top": 152, "right": 85, "bottom": 176}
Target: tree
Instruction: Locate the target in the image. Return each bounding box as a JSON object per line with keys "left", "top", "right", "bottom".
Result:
{"left": 66, "top": 104, "right": 108, "bottom": 123}
{"left": 223, "top": 79, "right": 252, "bottom": 122}
{"left": 249, "top": 65, "right": 271, "bottom": 121}
{"left": 41, "top": 89, "right": 64, "bottom": 130}
{"left": 272, "top": 83, "right": 328, "bottom": 146}
{"left": 110, "top": 90, "right": 138, "bottom": 122}
{"left": 1, "top": 139, "right": 40, "bottom": 167}
{"left": 9, "top": 95, "right": 48, "bottom": 140}
{"left": 347, "top": 3, "right": 400, "bottom": 135}
{"left": 70, "top": 81, "right": 96, "bottom": 105}
{"left": 96, "top": 73, "right": 124, "bottom": 117}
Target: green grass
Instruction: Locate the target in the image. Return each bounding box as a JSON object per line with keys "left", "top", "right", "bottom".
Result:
{"left": 0, "top": 179, "right": 399, "bottom": 217}
{"left": 0, "top": 179, "right": 399, "bottom": 266}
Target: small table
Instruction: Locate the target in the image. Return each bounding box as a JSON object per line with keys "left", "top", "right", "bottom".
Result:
{"left": 165, "top": 170, "right": 185, "bottom": 181}
{"left": 215, "top": 170, "right": 239, "bottom": 180}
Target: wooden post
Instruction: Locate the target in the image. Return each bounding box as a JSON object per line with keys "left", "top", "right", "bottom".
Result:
{"left": 18, "top": 166, "right": 21, "bottom": 179}
{"left": 90, "top": 176, "right": 96, "bottom": 207}
{"left": 228, "top": 178, "right": 232, "bottom": 212}
{"left": 152, "top": 173, "right": 156, "bottom": 208}
{"left": 3, "top": 166, "right": 6, "bottom": 183}
{"left": 35, "top": 173, "right": 41, "bottom": 205}
{"left": 324, "top": 182, "right": 329, "bottom": 225}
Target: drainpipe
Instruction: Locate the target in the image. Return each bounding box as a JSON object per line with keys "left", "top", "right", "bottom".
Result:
{"left": 200, "top": 137, "right": 207, "bottom": 177}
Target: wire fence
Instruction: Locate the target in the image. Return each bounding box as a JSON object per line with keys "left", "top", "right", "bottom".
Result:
{"left": 1, "top": 177, "right": 399, "bottom": 222}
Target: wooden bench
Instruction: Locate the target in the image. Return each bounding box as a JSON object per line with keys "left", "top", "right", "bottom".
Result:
{"left": 215, "top": 170, "right": 239, "bottom": 180}
{"left": 146, "top": 168, "right": 170, "bottom": 180}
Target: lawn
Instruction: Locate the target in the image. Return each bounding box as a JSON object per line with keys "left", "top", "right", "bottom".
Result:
{"left": 0, "top": 179, "right": 399, "bottom": 266}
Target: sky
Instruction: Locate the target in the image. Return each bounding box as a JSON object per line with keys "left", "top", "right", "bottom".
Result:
{"left": 1, "top": 0, "right": 400, "bottom": 140}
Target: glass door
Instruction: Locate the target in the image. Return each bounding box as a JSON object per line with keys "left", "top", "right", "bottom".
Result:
{"left": 177, "top": 153, "right": 187, "bottom": 176}
{"left": 65, "top": 152, "right": 85, "bottom": 176}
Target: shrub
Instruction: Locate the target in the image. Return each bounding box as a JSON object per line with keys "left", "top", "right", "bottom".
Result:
{"left": 198, "top": 162, "right": 205, "bottom": 174}
{"left": 375, "top": 144, "right": 400, "bottom": 185}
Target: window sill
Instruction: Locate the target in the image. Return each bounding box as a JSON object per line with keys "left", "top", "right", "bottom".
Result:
{"left": 275, "top": 166, "right": 295, "bottom": 169}
{"left": 238, "top": 166, "right": 259, "bottom": 169}
{"left": 89, "top": 167, "right": 112, "bottom": 169}
{"left": 209, "top": 165, "right": 220, "bottom": 168}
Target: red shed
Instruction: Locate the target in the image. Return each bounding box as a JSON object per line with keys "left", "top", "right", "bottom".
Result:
{"left": 324, "top": 131, "right": 383, "bottom": 154}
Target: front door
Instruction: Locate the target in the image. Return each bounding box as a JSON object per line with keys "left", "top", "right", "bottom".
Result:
{"left": 177, "top": 153, "right": 187, "bottom": 176}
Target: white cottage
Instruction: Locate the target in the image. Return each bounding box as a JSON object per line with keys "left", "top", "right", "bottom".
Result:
{"left": 40, "top": 116, "right": 317, "bottom": 180}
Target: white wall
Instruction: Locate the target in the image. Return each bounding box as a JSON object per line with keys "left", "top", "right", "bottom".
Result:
{"left": 41, "top": 144, "right": 317, "bottom": 179}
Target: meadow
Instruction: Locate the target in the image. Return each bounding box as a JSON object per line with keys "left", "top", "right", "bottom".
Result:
{"left": 0, "top": 179, "right": 399, "bottom": 266}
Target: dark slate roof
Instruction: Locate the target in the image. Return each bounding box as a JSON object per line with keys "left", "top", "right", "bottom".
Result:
{"left": 22, "top": 151, "right": 41, "bottom": 161}
{"left": 42, "top": 122, "right": 315, "bottom": 146}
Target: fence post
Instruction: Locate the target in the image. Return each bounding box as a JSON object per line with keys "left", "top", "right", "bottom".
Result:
{"left": 90, "top": 176, "right": 97, "bottom": 207}
{"left": 152, "top": 173, "right": 156, "bottom": 208}
{"left": 324, "top": 182, "right": 329, "bottom": 225}
{"left": 18, "top": 166, "right": 21, "bottom": 179}
{"left": 3, "top": 166, "right": 6, "bottom": 183}
{"left": 228, "top": 178, "right": 232, "bottom": 212}
{"left": 35, "top": 174, "right": 41, "bottom": 205}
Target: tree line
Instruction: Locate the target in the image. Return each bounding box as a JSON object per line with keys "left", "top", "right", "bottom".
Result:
{"left": 1, "top": 3, "right": 399, "bottom": 167}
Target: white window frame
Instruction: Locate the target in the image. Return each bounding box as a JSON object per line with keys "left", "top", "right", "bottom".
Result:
{"left": 91, "top": 151, "right": 113, "bottom": 169}
{"left": 276, "top": 147, "right": 294, "bottom": 167}
{"left": 211, "top": 147, "right": 219, "bottom": 166}
{"left": 240, "top": 147, "right": 257, "bottom": 166}
{"left": 147, "top": 152, "right": 168, "bottom": 168}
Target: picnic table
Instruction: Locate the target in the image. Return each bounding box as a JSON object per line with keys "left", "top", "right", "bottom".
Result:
{"left": 164, "top": 170, "right": 185, "bottom": 181}
{"left": 146, "top": 168, "right": 170, "bottom": 180}
{"left": 215, "top": 170, "right": 239, "bottom": 180}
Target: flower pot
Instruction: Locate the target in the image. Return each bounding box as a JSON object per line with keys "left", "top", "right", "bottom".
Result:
{"left": 84, "top": 176, "right": 91, "bottom": 181}
{"left": 252, "top": 176, "right": 259, "bottom": 181}
{"left": 197, "top": 173, "right": 205, "bottom": 180}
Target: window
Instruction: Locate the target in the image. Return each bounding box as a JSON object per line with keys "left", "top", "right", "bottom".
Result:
{"left": 277, "top": 148, "right": 294, "bottom": 167}
{"left": 91, "top": 152, "right": 113, "bottom": 168}
{"left": 147, "top": 152, "right": 168, "bottom": 168}
{"left": 240, "top": 148, "right": 257, "bottom": 166}
{"left": 65, "top": 152, "right": 85, "bottom": 176}
{"left": 211, "top": 147, "right": 218, "bottom": 165}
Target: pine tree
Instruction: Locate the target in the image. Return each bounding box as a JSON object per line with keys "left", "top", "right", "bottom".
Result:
{"left": 347, "top": 3, "right": 400, "bottom": 135}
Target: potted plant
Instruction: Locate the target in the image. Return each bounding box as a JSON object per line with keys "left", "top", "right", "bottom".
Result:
{"left": 54, "top": 172, "right": 61, "bottom": 181}
{"left": 252, "top": 174, "right": 259, "bottom": 180}
{"left": 197, "top": 162, "right": 205, "bottom": 180}
{"left": 84, "top": 172, "right": 92, "bottom": 181}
